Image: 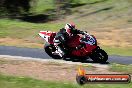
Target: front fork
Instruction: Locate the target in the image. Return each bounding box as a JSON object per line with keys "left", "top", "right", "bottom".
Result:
{"left": 53, "top": 37, "right": 65, "bottom": 58}
{"left": 53, "top": 45, "right": 64, "bottom": 58}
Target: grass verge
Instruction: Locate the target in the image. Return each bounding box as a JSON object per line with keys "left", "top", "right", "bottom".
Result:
{"left": 0, "top": 19, "right": 63, "bottom": 38}
{"left": 0, "top": 74, "right": 77, "bottom": 88}
{"left": 0, "top": 74, "right": 132, "bottom": 88}
{"left": 109, "top": 63, "right": 132, "bottom": 74}
{"left": 102, "top": 46, "right": 132, "bottom": 56}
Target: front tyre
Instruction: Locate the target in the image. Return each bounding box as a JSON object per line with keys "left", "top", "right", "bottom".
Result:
{"left": 90, "top": 49, "right": 108, "bottom": 63}
{"left": 44, "top": 44, "right": 62, "bottom": 59}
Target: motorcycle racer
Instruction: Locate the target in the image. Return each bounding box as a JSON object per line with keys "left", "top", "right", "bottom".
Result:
{"left": 54, "top": 23, "right": 86, "bottom": 56}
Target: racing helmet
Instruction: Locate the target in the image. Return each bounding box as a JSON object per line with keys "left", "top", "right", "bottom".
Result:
{"left": 65, "top": 23, "right": 75, "bottom": 35}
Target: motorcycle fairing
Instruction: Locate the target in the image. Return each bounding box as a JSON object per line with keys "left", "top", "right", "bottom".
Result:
{"left": 66, "top": 35, "right": 97, "bottom": 57}
{"left": 71, "top": 44, "right": 97, "bottom": 57}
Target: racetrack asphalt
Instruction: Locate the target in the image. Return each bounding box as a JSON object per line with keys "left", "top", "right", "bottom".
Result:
{"left": 0, "top": 46, "right": 132, "bottom": 64}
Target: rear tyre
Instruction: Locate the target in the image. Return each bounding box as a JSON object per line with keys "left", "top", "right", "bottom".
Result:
{"left": 44, "top": 43, "right": 62, "bottom": 59}
{"left": 90, "top": 49, "right": 108, "bottom": 63}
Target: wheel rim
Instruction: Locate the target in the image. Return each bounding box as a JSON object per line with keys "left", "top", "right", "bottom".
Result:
{"left": 98, "top": 52, "right": 104, "bottom": 60}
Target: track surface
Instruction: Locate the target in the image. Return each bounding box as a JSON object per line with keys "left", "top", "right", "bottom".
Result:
{"left": 0, "top": 46, "right": 132, "bottom": 64}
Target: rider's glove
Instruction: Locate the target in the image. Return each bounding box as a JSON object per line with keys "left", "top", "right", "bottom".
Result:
{"left": 81, "top": 31, "right": 87, "bottom": 35}
{"left": 84, "top": 31, "right": 87, "bottom": 34}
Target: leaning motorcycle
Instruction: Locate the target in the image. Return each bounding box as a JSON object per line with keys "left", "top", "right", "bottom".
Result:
{"left": 38, "top": 31, "right": 108, "bottom": 63}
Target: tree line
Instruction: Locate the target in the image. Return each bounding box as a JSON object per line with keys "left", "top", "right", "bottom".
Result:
{"left": 0, "top": 0, "right": 81, "bottom": 17}
{"left": 0, "top": 0, "right": 31, "bottom": 16}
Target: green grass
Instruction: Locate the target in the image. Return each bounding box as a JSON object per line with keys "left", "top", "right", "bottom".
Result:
{"left": 0, "top": 18, "right": 64, "bottom": 48}
{"left": 68, "top": 0, "right": 132, "bottom": 29}
{"left": 79, "top": 0, "right": 106, "bottom": 4}
{"left": 0, "top": 19, "right": 64, "bottom": 39}
{"left": 102, "top": 46, "right": 132, "bottom": 56}
{"left": 0, "top": 74, "right": 132, "bottom": 88}
{"left": 110, "top": 63, "right": 132, "bottom": 74}
{"left": 31, "top": 0, "right": 54, "bottom": 14}
{"left": 0, "top": 74, "right": 77, "bottom": 88}
{"left": 31, "top": 0, "right": 101, "bottom": 14}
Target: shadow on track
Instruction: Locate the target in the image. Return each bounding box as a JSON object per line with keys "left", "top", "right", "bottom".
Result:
{"left": 62, "top": 58, "right": 110, "bottom": 64}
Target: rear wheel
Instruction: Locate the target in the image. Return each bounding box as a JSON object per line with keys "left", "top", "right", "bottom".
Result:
{"left": 44, "top": 43, "right": 62, "bottom": 59}
{"left": 90, "top": 49, "right": 108, "bottom": 63}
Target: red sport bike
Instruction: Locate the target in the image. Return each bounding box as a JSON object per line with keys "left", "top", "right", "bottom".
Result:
{"left": 38, "top": 31, "right": 108, "bottom": 63}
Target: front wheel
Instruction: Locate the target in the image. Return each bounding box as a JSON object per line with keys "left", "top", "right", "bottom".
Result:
{"left": 90, "top": 49, "right": 108, "bottom": 63}
{"left": 44, "top": 44, "right": 62, "bottom": 59}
